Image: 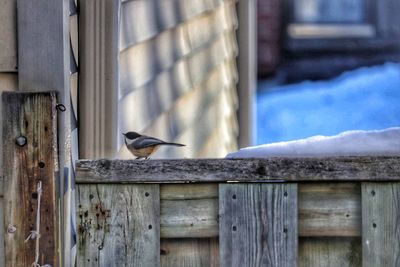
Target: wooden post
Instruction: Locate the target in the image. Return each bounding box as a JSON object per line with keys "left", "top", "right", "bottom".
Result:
{"left": 2, "top": 92, "right": 59, "bottom": 266}
{"left": 76, "top": 184, "right": 160, "bottom": 266}
{"left": 219, "top": 183, "right": 298, "bottom": 267}
{"left": 362, "top": 182, "right": 400, "bottom": 266}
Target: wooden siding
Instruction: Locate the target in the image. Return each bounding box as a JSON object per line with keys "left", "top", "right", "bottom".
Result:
{"left": 118, "top": 0, "right": 239, "bottom": 159}
{"left": 79, "top": 0, "right": 120, "bottom": 159}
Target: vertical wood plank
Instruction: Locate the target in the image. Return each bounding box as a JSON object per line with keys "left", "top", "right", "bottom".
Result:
{"left": 0, "top": 0, "right": 17, "bottom": 71}
{"left": 219, "top": 183, "right": 298, "bottom": 267}
{"left": 2, "top": 92, "right": 59, "bottom": 266}
{"left": 18, "top": 0, "right": 69, "bottom": 93}
{"left": 77, "top": 184, "right": 160, "bottom": 267}
{"left": 17, "top": 0, "right": 72, "bottom": 264}
{"left": 160, "top": 238, "right": 219, "bottom": 267}
{"left": 362, "top": 182, "right": 400, "bottom": 267}
{"left": 0, "top": 198, "right": 5, "bottom": 267}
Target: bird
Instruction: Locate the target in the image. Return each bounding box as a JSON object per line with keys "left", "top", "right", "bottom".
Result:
{"left": 122, "top": 131, "right": 185, "bottom": 159}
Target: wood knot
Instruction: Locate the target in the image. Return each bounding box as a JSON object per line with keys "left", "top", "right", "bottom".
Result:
{"left": 256, "top": 166, "right": 266, "bottom": 175}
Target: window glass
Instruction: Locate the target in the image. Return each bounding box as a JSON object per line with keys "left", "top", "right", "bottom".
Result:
{"left": 294, "top": 0, "right": 365, "bottom": 23}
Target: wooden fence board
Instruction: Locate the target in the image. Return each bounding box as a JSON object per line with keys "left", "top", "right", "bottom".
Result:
{"left": 77, "top": 184, "right": 160, "bottom": 267}
{"left": 161, "top": 184, "right": 218, "bottom": 200}
{"left": 2, "top": 92, "right": 59, "bottom": 266}
{"left": 0, "top": 198, "right": 5, "bottom": 267}
{"left": 161, "top": 198, "right": 218, "bottom": 238}
{"left": 299, "top": 237, "right": 361, "bottom": 267}
{"left": 299, "top": 183, "right": 361, "bottom": 236}
{"left": 219, "top": 183, "right": 298, "bottom": 267}
{"left": 362, "top": 182, "right": 400, "bottom": 267}
{"left": 160, "top": 238, "right": 219, "bottom": 267}
{"left": 159, "top": 183, "right": 361, "bottom": 238}
{"left": 76, "top": 157, "right": 400, "bottom": 183}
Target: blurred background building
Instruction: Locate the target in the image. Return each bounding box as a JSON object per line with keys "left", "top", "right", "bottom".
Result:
{"left": 79, "top": 0, "right": 254, "bottom": 160}
{"left": 257, "top": 0, "right": 400, "bottom": 144}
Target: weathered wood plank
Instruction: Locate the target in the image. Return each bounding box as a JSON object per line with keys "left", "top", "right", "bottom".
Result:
{"left": 160, "top": 238, "right": 219, "bottom": 267}
{"left": 299, "top": 183, "right": 361, "bottom": 237}
{"left": 0, "top": 73, "right": 18, "bottom": 196}
{"left": 161, "top": 198, "right": 218, "bottom": 238}
{"left": 299, "top": 237, "right": 361, "bottom": 267}
{"left": 2, "top": 92, "right": 59, "bottom": 266}
{"left": 76, "top": 157, "right": 400, "bottom": 183}
{"left": 161, "top": 184, "right": 218, "bottom": 200}
{"left": 159, "top": 183, "right": 361, "bottom": 238}
{"left": 0, "top": 198, "right": 5, "bottom": 267}
{"left": 161, "top": 184, "right": 218, "bottom": 238}
{"left": 77, "top": 184, "right": 160, "bottom": 267}
{"left": 18, "top": 0, "right": 69, "bottom": 92}
{"left": 219, "top": 183, "right": 298, "bottom": 267}
{"left": 0, "top": 0, "right": 17, "bottom": 71}
{"left": 17, "top": 0, "right": 72, "bottom": 263}
{"left": 362, "top": 182, "right": 400, "bottom": 267}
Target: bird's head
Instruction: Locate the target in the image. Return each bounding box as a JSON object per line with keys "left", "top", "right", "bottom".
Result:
{"left": 122, "top": 131, "right": 141, "bottom": 140}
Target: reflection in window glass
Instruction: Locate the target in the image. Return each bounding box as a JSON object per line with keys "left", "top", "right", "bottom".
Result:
{"left": 294, "top": 0, "right": 365, "bottom": 23}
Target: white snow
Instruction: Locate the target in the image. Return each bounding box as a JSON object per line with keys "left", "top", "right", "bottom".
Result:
{"left": 226, "top": 127, "right": 400, "bottom": 158}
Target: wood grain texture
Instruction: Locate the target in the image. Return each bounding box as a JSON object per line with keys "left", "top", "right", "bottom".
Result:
{"left": 77, "top": 184, "right": 160, "bottom": 267}
{"left": 299, "top": 183, "right": 361, "bottom": 236}
{"left": 362, "top": 182, "right": 400, "bottom": 267}
{"left": 0, "top": 198, "right": 5, "bottom": 267}
{"left": 76, "top": 157, "right": 400, "bottom": 183}
{"left": 2, "top": 92, "right": 59, "bottom": 266}
{"left": 299, "top": 237, "right": 361, "bottom": 267}
{"left": 0, "top": 73, "right": 18, "bottom": 196}
{"left": 161, "top": 198, "right": 218, "bottom": 238}
{"left": 160, "top": 238, "right": 219, "bottom": 267}
{"left": 159, "top": 183, "right": 361, "bottom": 238}
{"left": 160, "top": 184, "right": 218, "bottom": 238}
{"left": 219, "top": 183, "right": 298, "bottom": 267}
{"left": 17, "top": 1, "right": 72, "bottom": 263}
{"left": 18, "top": 0, "right": 69, "bottom": 92}
{"left": 0, "top": 0, "right": 17, "bottom": 71}
{"left": 161, "top": 184, "right": 218, "bottom": 200}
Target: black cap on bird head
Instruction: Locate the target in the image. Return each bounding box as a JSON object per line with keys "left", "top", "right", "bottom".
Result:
{"left": 122, "top": 131, "right": 141, "bottom": 140}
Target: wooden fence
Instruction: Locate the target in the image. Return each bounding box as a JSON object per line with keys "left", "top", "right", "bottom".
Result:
{"left": 76, "top": 157, "right": 400, "bottom": 267}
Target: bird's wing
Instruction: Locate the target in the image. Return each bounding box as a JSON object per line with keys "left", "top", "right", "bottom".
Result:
{"left": 132, "top": 136, "right": 166, "bottom": 149}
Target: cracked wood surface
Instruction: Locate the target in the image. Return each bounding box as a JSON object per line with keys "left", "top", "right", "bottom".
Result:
{"left": 219, "top": 183, "right": 298, "bottom": 267}
{"left": 2, "top": 92, "right": 59, "bottom": 266}
{"left": 160, "top": 183, "right": 361, "bottom": 238}
{"left": 362, "top": 182, "right": 400, "bottom": 267}
{"left": 77, "top": 184, "right": 160, "bottom": 267}
{"left": 76, "top": 156, "right": 400, "bottom": 183}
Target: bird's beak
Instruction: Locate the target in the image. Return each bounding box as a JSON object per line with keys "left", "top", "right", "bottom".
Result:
{"left": 122, "top": 133, "right": 126, "bottom": 136}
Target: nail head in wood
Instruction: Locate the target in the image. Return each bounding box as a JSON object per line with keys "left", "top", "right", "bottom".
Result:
{"left": 15, "top": 135, "right": 27, "bottom": 147}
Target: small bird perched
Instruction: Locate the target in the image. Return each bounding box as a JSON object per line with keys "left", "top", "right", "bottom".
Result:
{"left": 123, "top": 131, "right": 185, "bottom": 159}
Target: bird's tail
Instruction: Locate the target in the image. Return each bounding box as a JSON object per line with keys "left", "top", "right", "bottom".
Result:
{"left": 162, "top": 142, "right": 185, "bottom": 147}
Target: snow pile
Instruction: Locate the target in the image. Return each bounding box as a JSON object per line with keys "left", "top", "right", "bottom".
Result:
{"left": 227, "top": 127, "right": 400, "bottom": 158}
{"left": 257, "top": 63, "right": 400, "bottom": 144}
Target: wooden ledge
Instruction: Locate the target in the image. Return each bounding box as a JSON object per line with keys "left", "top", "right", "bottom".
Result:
{"left": 76, "top": 156, "right": 400, "bottom": 183}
